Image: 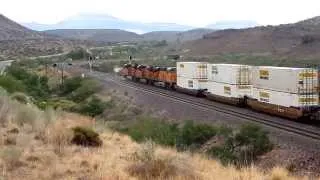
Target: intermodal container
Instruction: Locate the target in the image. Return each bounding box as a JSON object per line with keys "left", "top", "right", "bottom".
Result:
{"left": 252, "top": 66, "right": 319, "bottom": 94}
{"left": 177, "top": 62, "right": 208, "bottom": 79}
{"left": 252, "top": 87, "right": 319, "bottom": 107}
{"left": 207, "top": 64, "right": 252, "bottom": 85}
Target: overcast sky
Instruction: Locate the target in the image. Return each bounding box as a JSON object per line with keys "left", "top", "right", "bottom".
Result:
{"left": 1, "top": 0, "right": 320, "bottom": 27}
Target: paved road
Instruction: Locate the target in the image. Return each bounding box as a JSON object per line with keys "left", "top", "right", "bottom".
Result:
{"left": 27, "top": 52, "right": 68, "bottom": 60}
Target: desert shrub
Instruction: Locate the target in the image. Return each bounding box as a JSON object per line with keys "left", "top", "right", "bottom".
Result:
{"left": 128, "top": 155, "right": 178, "bottom": 179}
{"left": 178, "top": 121, "right": 217, "bottom": 149}
{"left": 5, "top": 64, "right": 29, "bottom": 80}
{"left": 128, "top": 140, "right": 195, "bottom": 179}
{"left": 118, "top": 118, "right": 272, "bottom": 166}
{"left": 235, "top": 124, "right": 273, "bottom": 157}
{"left": 0, "top": 147, "right": 23, "bottom": 170}
{"left": 123, "top": 118, "right": 179, "bottom": 146}
{"left": 0, "top": 86, "right": 8, "bottom": 96}
{"left": 128, "top": 141, "right": 176, "bottom": 179}
{"left": 73, "top": 96, "right": 112, "bottom": 117}
{"left": 207, "top": 124, "right": 273, "bottom": 165}
{"left": 0, "top": 75, "right": 25, "bottom": 93}
{"left": 4, "top": 134, "right": 17, "bottom": 145}
{"left": 66, "top": 48, "right": 90, "bottom": 60}
{"left": 69, "top": 79, "right": 101, "bottom": 102}
{"left": 46, "top": 122, "right": 73, "bottom": 155}
{"left": 14, "top": 103, "right": 41, "bottom": 128}
{"left": 46, "top": 99, "right": 77, "bottom": 110}
{"left": 10, "top": 92, "right": 30, "bottom": 104}
{"left": 301, "top": 35, "right": 315, "bottom": 44}
{"left": 61, "top": 76, "right": 83, "bottom": 95}
{"left": 71, "top": 126, "right": 102, "bottom": 147}
{"left": 5, "top": 65, "right": 50, "bottom": 99}
{"left": 0, "top": 97, "right": 11, "bottom": 124}
{"left": 121, "top": 119, "right": 218, "bottom": 149}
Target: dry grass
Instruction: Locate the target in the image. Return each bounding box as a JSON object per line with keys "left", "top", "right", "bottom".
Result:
{"left": 0, "top": 96, "right": 315, "bottom": 180}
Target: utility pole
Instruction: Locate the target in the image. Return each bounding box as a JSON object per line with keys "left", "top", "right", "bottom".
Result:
{"left": 61, "top": 62, "right": 64, "bottom": 87}
{"left": 45, "top": 63, "right": 48, "bottom": 77}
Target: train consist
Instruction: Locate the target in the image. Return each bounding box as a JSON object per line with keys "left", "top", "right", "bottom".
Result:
{"left": 120, "top": 62, "right": 320, "bottom": 120}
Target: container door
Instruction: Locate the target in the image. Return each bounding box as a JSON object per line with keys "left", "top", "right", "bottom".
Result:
{"left": 197, "top": 64, "right": 208, "bottom": 79}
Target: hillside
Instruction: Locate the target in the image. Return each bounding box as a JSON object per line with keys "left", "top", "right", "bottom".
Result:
{"left": 178, "top": 28, "right": 216, "bottom": 41}
{"left": 0, "top": 97, "right": 297, "bottom": 179}
{"left": 0, "top": 14, "right": 42, "bottom": 41}
{"left": 142, "top": 31, "right": 180, "bottom": 42}
{"left": 142, "top": 28, "right": 215, "bottom": 42}
{"left": 0, "top": 14, "right": 102, "bottom": 58}
{"left": 44, "top": 29, "right": 142, "bottom": 43}
{"left": 183, "top": 16, "right": 320, "bottom": 59}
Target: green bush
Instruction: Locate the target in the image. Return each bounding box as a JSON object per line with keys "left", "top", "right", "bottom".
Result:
{"left": 61, "top": 76, "right": 83, "bottom": 95}
{"left": 5, "top": 65, "right": 50, "bottom": 100}
{"left": 0, "top": 75, "right": 25, "bottom": 93}
{"left": 46, "top": 99, "right": 77, "bottom": 110}
{"left": 66, "top": 48, "right": 90, "bottom": 60}
{"left": 73, "top": 96, "right": 112, "bottom": 117}
{"left": 71, "top": 126, "right": 102, "bottom": 147}
{"left": 119, "top": 119, "right": 272, "bottom": 166}
{"left": 121, "top": 119, "right": 220, "bottom": 148}
{"left": 234, "top": 124, "right": 273, "bottom": 158}
{"left": 123, "top": 118, "right": 179, "bottom": 146}
{"left": 207, "top": 124, "right": 273, "bottom": 165}
{"left": 178, "top": 121, "right": 217, "bottom": 149}
{"left": 69, "top": 79, "right": 101, "bottom": 102}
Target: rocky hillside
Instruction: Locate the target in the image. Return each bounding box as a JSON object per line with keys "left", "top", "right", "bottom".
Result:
{"left": 142, "top": 28, "right": 215, "bottom": 42}
{"left": 0, "top": 14, "right": 42, "bottom": 41}
{"left": 0, "top": 14, "right": 101, "bottom": 58}
{"left": 183, "top": 16, "right": 320, "bottom": 59}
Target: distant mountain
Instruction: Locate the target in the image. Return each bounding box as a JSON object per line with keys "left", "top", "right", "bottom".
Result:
{"left": 45, "top": 29, "right": 142, "bottom": 42}
{"left": 183, "top": 16, "right": 320, "bottom": 59}
{"left": 44, "top": 28, "right": 215, "bottom": 43}
{"left": 23, "top": 13, "right": 195, "bottom": 33}
{"left": 206, "top": 20, "right": 259, "bottom": 29}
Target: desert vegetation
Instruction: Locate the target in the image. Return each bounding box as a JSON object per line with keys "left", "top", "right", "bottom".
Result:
{"left": 114, "top": 118, "right": 273, "bottom": 166}
{"left": 0, "top": 63, "right": 109, "bottom": 117}
{"left": 0, "top": 95, "right": 306, "bottom": 179}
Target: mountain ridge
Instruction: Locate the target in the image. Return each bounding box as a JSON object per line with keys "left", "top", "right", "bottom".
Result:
{"left": 183, "top": 16, "right": 320, "bottom": 59}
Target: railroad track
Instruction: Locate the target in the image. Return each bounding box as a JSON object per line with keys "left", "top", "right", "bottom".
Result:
{"left": 89, "top": 71, "right": 320, "bottom": 141}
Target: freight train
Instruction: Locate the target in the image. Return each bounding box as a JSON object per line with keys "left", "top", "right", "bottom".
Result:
{"left": 119, "top": 62, "right": 320, "bottom": 120}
